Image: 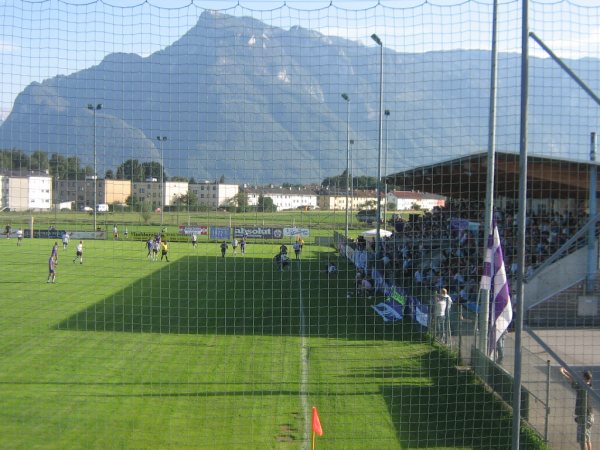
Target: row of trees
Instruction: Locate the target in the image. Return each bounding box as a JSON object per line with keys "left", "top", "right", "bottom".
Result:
{"left": 0, "top": 151, "right": 173, "bottom": 183}
{"left": 0, "top": 149, "right": 93, "bottom": 180}
{"left": 321, "top": 169, "right": 378, "bottom": 190}
{"left": 124, "top": 190, "right": 276, "bottom": 213}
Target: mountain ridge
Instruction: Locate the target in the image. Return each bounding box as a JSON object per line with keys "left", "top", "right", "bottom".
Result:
{"left": 1, "top": 10, "right": 599, "bottom": 184}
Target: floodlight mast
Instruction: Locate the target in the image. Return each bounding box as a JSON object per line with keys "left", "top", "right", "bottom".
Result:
{"left": 342, "top": 93, "right": 350, "bottom": 241}
{"left": 156, "top": 136, "right": 168, "bottom": 226}
{"left": 87, "top": 103, "right": 102, "bottom": 231}
{"left": 371, "top": 33, "right": 384, "bottom": 257}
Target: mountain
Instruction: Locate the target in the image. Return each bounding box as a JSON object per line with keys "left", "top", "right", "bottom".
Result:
{"left": 1, "top": 10, "right": 600, "bottom": 184}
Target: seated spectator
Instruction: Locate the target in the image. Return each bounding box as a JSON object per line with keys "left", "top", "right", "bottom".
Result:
{"left": 414, "top": 270, "right": 423, "bottom": 284}
{"left": 355, "top": 270, "right": 364, "bottom": 289}
{"left": 358, "top": 277, "right": 375, "bottom": 298}
{"left": 326, "top": 262, "right": 337, "bottom": 275}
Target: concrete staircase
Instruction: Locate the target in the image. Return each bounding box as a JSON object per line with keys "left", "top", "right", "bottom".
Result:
{"left": 527, "top": 273, "right": 600, "bottom": 327}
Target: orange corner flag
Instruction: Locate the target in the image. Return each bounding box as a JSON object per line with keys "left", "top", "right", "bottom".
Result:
{"left": 312, "top": 406, "right": 323, "bottom": 437}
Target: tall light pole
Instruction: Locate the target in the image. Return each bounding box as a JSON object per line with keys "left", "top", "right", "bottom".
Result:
{"left": 349, "top": 139, "right": 354, "bottom": 227}
{"left": 342, "top": 93, "right": 350, "bottom": 241}
{"left": 384, "top": 109, "right": 390, "bottom": 228}
{"left": 156, "top": 136, "right": 167, "bottom": 226}
{"left": 87, "top": 103, "right": 102, "bottom": 231}
{"left": 371, "top": 33, "right": 384, "bottom": 257}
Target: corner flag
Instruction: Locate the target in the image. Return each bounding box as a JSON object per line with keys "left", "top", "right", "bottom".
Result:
{"left": 480, "top": 222, "right": 513, "bottom": 356}
{"left": 311, "top": 406, "right": 323, "bottom": 450}
{"left": 312, "top": 406, "right": 323, "bottom": 436}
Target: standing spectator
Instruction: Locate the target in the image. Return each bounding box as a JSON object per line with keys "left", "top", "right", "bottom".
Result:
{"left": 73, "top": 240, "right": 84, "bottom": 264}
{"left": 440, "top": 288, "right": 452, "bottom": 343}
{"left": 434, "top": 288, "right": 452, "bottom": 343}
{"left": 47, "top": 255, "right": 56, "bottom": 283}
{"left": 16, "top": 228, "right": 23, "bottom": 246}
{"left": 160, "top": 240, "right": 170, "bottom": 262}
{"left": 560, "top": 367, "right": 594, "bottom": 450}
{"left": 113, "top": 225, "right": 119, "bottom": 240}
{"left": 232, "top": 238, "right": 238, "bottom": 255}
{"left": 220, "top": 241, "right": 228, "bottom": 258}
{"left": 124, "top": 227, "right": 128, "bottom": 239}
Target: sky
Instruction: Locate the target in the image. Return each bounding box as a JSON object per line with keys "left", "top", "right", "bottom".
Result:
{"left": 2, "top": 0, "right": 600, "bottom": 121}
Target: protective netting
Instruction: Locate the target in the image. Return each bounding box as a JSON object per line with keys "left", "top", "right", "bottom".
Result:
{"left": 1, "top": 0, "right": 600, "bottom": 448}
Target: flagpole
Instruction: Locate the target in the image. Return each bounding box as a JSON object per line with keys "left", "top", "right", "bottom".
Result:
{"left": 477, "top": 0, "right": 499, "bottom": 354}
{"left": 312, "top": 431, "right": 315, "bottom": 450}
{"left": 512, "top": 0, "right": 530, "bottom": 446}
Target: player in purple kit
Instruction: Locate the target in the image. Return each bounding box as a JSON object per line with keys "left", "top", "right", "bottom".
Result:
{"left": 51, "top": 241, "right": 59, "bottom": 264}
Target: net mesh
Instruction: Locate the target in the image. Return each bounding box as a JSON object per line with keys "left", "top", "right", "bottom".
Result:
{"left": 1, "top": 0, "right": 600, "bottom": 448}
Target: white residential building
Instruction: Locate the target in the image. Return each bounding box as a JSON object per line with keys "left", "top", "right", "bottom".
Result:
{"left": 386, "top": 190, "right": 446, "bottom": 211}
{"left": 132, "top": 180, "right": 189, "bottom": 209}
{"left": 0, "top": 171, "right": 52, "bottom": 211}
{"left": 55, "top": 178, "right": 131, "bottom": 210}
{"left": 317, "top": 189, "right": 380, "bottom": 211}
{"left": 189, "top": 182, "right": 239, "bottom": 209}
{"left": 245, "top": 187, "right": 318, "bottom": 211}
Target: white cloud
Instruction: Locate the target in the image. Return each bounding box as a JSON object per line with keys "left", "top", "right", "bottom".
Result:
{"left": 0, "top": 40, "right": 19, "bottom": 53}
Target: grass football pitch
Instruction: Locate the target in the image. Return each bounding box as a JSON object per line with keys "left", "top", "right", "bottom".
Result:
{"left": 0, "top": 236, "right": 543, "bottom": 449}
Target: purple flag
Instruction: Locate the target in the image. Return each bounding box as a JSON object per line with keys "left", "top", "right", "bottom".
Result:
{"left": 480, "top": 222, "right": 513, "bottom": 356}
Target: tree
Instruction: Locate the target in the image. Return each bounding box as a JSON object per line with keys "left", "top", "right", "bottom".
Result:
{"left": 139, "top": 200, "right": 153, "bottom": 224}
{"left": 142, "top": 161, "right": 166, "bottom": 181}
{"left": 0, "top": 149, "right": 30, "bottom": 171}
{"left": 116, "top": 159, "right": 144, "bottom": 181}
{"left": 257, "top": 195, "right": 277, "bottom": 212}
{"left": 229, "top": 191, "right": 249, "bottom": 212}
{"left": 125, "top": 194, "right": 144, "bottom": 209}
{"left": 361, "top": 200, "right": 377, "bottom": 209}
{"left": 172, "top": 192, "right": 199, "bottom": 211}
{"left": 219, "top": 174, "right": 225, "bottom": 184}
{"left": 322, "top": 170, "right": 377, "bottom": 190}
{"left": 170, "top": 176, "right": 189, "bottom": 182}
{"left": 105, "top": 169, "right": 114, "bottom": 179}
{"left": 30, "top": 151, "right": 49, "bottom": 172}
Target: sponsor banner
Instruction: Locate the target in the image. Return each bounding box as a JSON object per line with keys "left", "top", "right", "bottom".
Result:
{"left": 233, "top": 226, "right": 283, "bottom": 239}
{"left": 414, "top": 301, "right": 429, "bottom": 328}
{"left": 387, "top": 286, "right": 407, "bottom": 306}
{"left": 179, "top": 225, "right": 208, "bottom": 236}
{"left": 28, "top": 229, "right": 66, "bottom": 239}
{"left": 371, "top": 302, "right": 403, "bottom": 322}
{"left": 283, "top": 227, "right": 310, "bottom": 237}
{"left": 129, "top": 230, "right": 189, "bottom": 242}
{"left": 210, "top": 226, "right": 231, "bottom": 240}
{"left": 70, "top": 231, "right": 106, "bottom": 240}
{"left": 23, "top": 229, "right": 107, "bottom": 240}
